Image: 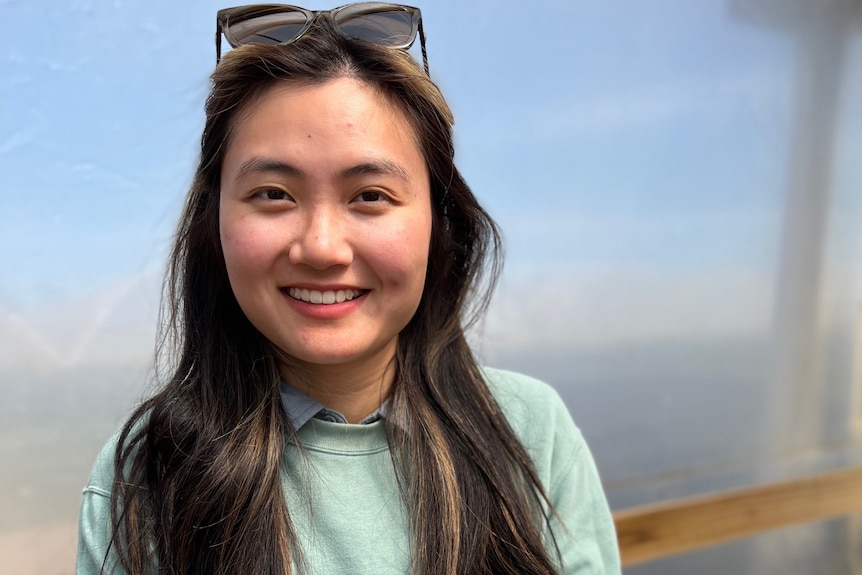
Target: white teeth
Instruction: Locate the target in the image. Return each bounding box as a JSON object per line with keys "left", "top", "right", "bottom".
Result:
{"left": 287, "top": 288, "right": 363, "bottom": 304}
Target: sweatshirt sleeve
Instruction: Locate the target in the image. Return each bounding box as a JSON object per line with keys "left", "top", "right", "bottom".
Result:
{"left": 77, "top": 435, "right": 121, "bottom": 574}
{"left": 547, "top": 416, "right": 621, "bottom": 574}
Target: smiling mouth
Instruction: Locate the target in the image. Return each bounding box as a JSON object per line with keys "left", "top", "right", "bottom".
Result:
{"left": 284, "top": 287, "right": 366, "bottom": 305}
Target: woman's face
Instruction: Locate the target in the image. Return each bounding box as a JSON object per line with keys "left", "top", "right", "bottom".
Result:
{"left": 219, "top": 78, "right": 432, "bottom": 378}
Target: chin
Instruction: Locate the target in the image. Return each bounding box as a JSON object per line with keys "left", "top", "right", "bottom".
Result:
{"left": 278, "top": 345, "right": 381, "bottom": 369}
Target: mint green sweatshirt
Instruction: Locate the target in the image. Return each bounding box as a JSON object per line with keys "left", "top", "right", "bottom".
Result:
{"left": 77, "top": 368, "right": 621, "bottom": 573}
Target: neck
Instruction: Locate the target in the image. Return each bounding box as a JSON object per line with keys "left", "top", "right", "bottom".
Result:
{"left": 279, "top": 343, "right": 397, "bottom": 424}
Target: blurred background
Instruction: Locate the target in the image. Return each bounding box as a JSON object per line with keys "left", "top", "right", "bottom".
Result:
{"left": 1, "top": 0, "right": 861, "bottom": 573}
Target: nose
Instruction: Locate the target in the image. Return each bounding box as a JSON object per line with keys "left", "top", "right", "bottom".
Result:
{"left": 288, "top": 206, "right": 353, "bottom": 270}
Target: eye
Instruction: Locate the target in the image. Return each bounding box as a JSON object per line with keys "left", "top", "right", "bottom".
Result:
{"left": 355, "top": 190, "right": 389, "bottom": 203}
{"left": 253, "top": 187, "right": 292, "bottom": 202}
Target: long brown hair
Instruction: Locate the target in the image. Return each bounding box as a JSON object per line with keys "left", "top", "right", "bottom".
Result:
{"left": 108, "top": 21, "right": 561, "bottom": 575}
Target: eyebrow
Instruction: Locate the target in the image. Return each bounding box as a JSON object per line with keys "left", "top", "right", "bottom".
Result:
{"left": 234, "top": 156, "right": 412, "bottom": 183}
{"left": 235, "top": 157, "right": 302, "bottom": 180}
{"left": 340, "top": 160, "right": 412, "bottom": 182}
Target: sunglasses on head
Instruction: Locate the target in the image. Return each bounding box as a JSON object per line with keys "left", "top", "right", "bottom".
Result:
{"left": 216, "top": 2, "right": 428, "bottom": 73}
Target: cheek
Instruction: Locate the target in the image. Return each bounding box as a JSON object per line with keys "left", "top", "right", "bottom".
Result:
{"left": 373, "top": 217, "right": 432, "bottom": 291}
{"left": 220, "top": 216, "right": 275, "bottom": 283}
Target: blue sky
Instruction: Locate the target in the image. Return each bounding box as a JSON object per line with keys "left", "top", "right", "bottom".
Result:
{"left": 1, "top": 0, "right": 860, "bottom": 364}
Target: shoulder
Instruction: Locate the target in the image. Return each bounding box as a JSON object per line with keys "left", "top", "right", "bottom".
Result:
{"left": 481, "top": 367, "right": 582, "bottom": 448}
{"left": 481, "top": 367, "right": 586, "bottom": 481}
{"left": 481, "top": 366, "right": 568, "bottom": 414}
{"left": 84, "top": 429, "right": 123, "bottom": 497}
{"left": 84, "top": 411, "right": 150, "bottom": 492}
{"left": 482, "top": 367, "right": 622, "bottom": 573}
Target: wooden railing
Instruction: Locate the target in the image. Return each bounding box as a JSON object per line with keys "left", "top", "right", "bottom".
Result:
{"left": 612, "top": 467, "right": 862, "bottom": 566}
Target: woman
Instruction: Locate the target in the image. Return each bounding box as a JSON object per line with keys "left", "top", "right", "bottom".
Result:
{"left": 77, "top": 4, "right": 620, "bottom": 574}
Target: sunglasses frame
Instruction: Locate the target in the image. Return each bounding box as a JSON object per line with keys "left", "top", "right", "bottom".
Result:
{"left": 216, "top": 2, "right": 428, "bottom": 74}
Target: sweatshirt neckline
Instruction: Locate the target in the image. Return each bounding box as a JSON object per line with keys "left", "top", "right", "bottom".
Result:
{"left": 293, "top": 417, "right": 390, "bottom": 454}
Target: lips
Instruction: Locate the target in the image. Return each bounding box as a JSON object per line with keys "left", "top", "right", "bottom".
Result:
{"left": 284, "top": 287, "right": 366, "bottom": 305}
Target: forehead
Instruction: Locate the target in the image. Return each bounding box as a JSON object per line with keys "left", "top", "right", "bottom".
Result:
{"left": 221, "top": 77, "right": 426, "bottom": 182}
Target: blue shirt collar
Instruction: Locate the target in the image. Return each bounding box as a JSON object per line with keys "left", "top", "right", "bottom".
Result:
{"left": 279, "top": 382, "right": 389, "bottom": 429}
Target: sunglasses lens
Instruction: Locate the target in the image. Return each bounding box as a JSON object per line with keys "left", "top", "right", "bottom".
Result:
{"left": 227, "top": 9, "right": 310, "bottom": 46}
{"left": 337, "top": 9, "right": 416, "bottom": 48}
